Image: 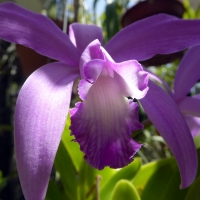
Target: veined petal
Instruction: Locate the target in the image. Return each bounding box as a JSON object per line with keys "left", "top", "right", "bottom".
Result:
{"left": 0, "top": 2, "right": 80, "bottom": 65}
{"left": 70, "top": 73, "right": 143, "bottom": 170}
{"left": 140, "top": 81, "right": 197, "bottom": 189}
{"left": 105, "top": 14, "right": 200, "bottom": 62}
{"left": 174, "top": 45, "right": 200, "bottom": 101}
{"left": 69, "top": 23, "right": 103, "bottom": 53}
{"left": 15, "top": 62, "right": 79, "bottom": 200}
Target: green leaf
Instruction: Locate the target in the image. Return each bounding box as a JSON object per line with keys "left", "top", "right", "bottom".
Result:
{"left": 54, "top": 140, "right": 78, "bottom": 200}
{"left": 194, "top": 134, "right": 200, "bottom": 149}
{"left": 78, "top": 160, "right": 116, "bottom": 200}
{"left": 110, "top": 180, "right": 141, "bottom": 200}
{"left": 46, "top": 180, "right": 68, "bottom": 200}
{"left": 78, "top": 160, "right": 97, "bottom": 200}
{"left": 183, "top": 148, "right": 200, "bottom": 199}
{"left": 195, "top": 148, "right": 200, "bottom": 177}
{"left": 183, "top": 0, "right": 196, "bottom": 19}
{"left": 61, "top": 115, "right": 84, "bottom": 171}
{"left": 0, "top": 171, "right": 7, "bottom": 191}
{"left": 185, "top": 176, "right": 200, "bottom": 200}
{"left": 104, "top": 2, "right": 120, "bottom": 41}
{"left": 132, "top": 157, "right": 189, "bottom": 200}
{"left": 100, "top": 158, "right": 142, "bottom": 200}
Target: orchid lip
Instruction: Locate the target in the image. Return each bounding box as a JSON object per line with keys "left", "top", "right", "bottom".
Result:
{"left": 70, "top": 40, "right": 147, "bottom": 169}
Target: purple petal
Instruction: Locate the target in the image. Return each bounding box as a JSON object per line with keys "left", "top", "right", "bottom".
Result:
{"left": 15, "top": 62, "right": 79, "bottom": 200}
{"left": 0, "top": 2, "right": 80, "bottom": 65}
{"left": 105, "top": 14, "right": 200, "bottom": 62}
{"left": 79, "top": 39, "right": 104, "bottom": 79}
{"left": 174, "top": 45, "right": 200, "bottom": 101}
{"left": 184, "top": 115, "right": 200, "bottom": 138}
{"left": 70, "top": 72, "right": 143, "bottom": 170}
{"left": 69, "top": 23, "right": 103, "bottom": 53}
{"left": 178, "top": 96, "right": 200, "bottom": 118}
{"left": 140, "top": 81, "right": 197, "bottom": 188}
{"left": 111, "top": 59, "right": 149, "bottom": 99}
{"left": 83, "top": 59, "right": 105, "bottom": 84}
{"left": 78, "top": 59, "right": 105, "bottom": 100}
{"left": 79, "top": 42, "right": 149, "bottom": 100}
{"left": 178, "top": 96, "right": 200, "bottom": 137}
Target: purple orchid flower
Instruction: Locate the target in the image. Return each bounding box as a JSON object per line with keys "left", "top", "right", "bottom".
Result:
{"left": 1, "top": 2, "right": 200, "bottom": 199}
{"left": 174, "top": 45, "right": 200, "bottom": 137}
{"left": 149, "top": 45, "right": 200, "bottom": 137}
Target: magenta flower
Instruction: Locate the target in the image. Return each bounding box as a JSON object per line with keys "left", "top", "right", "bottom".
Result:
{"left": 1, "top": 2, "right": 200, "bottom": 199}
{"left": 150, "top": 45, "right": 200, "bottom": 137}
{"left": 174, "top": 45, "right": 200, "bottom": 137}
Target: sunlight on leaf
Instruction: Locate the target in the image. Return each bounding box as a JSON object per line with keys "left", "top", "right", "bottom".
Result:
{"left": 110, "top": 180, "right": 141, "bottom": 200}
{"left": 100, "top": 158, "right": 141, "bottom": 200}
{"left": 54, "top": 140, "right": 78, "bottom": 200}
{"left": 61, "top": 115, "right": 84, "bottom": 171}
{"left": 132, "top": 157, "right": 189, "bottom": 200}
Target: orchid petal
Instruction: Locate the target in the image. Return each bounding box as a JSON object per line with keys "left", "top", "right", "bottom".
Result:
{"left": 0, "top": 2, "right": 80, "bottom": 65}
{"left": 105, "top": 14, "right": 200, "bottom": 62}
{"left": 111, "top": 60, "right": 149, "bottom": 99}
{"left": 69, "top": 23, "right": 103, "bottom": 53}
{"left": 15, "top": 62, "right": 79, "bottom": 200}
{"left": 78, "top": 59, "right": 105, "bottom": 100}
{"left": 178, "top": 96, "right": 200, "bottom": 137}
{"left": 174, "top": 45, "right": 200, "bottom": 101}
{"left": 140, "top": 81, "right": 197, "bottom": 188}
{"left": 178, "top": 96, "right": 200, "bottom": 118}
{"left": 79, "top": 39, "right": 104, "bottom": 79}
{"left": 184, "top": 115, "right": 200, "bottom": 138}
{"left": 70, "top": 74, "right": 143, "bottom": 170}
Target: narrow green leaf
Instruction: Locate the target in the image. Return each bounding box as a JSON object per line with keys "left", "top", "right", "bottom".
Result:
{"left": 195, "top": 148, "right": 200, "bottom": 178}
{"left": 46, "top": 180, "right": 68, "bottom": 200}
{"left": 78, "top": 160, "right": 96, "bottom": 200}
{"left": 78, "top": 159, "right": 117, "bottom": 200}
{"left": 110, "top": 180, "right": 141, "bottom": 200}
{"left": 133, "top": 157, "right": 189, "bottom": 200}
{"left": 194, "top": 134, "right": 200, "bottom": 149}
{"left": 54, "top": 140, "right": 78, "bottom": 200}
{"left": 100, "top": 158, "right": 142, "bottom": 200}
{"left": 185, "top": 176, "right": 200, "bottom": 200}
{"left": 104, "top": 2, "right": 120, "bottom": 41}
{"left": 0, "top": 171, "right": 7, "bottom": 191}
{"left": 61, "top": 115, "right": 84, "bottom": 171}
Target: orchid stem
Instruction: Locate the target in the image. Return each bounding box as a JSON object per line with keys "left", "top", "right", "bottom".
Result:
{"left": 86, "top": 184, "right": 96, "bottom": 198}
{"left": 86, "top": 175, "right": 101, "bottom": 199}
{"left": 95, "top": 175, "right": 101, "bottom": 200}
